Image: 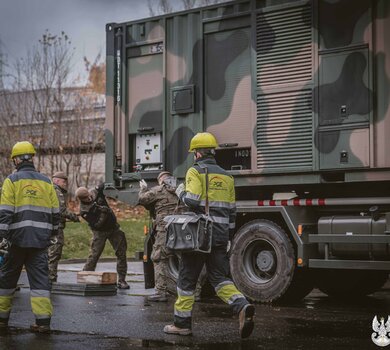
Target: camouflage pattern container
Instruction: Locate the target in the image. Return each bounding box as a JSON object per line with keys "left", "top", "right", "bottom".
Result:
{"left": 106, "top": 0, "right": 390, "bottom": 303}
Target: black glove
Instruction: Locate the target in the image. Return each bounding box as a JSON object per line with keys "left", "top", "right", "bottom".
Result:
{"left": 95, "top": 183, "right": 105, "bottom": 193}
{"left": 0, "top": 238, "right": 10, "bottom": 250}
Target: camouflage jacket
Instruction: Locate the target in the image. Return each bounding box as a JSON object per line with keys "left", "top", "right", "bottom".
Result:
{"left": 138, "top": 183, "right": 184, "bottom": 231}
{"left": 54, "top": 184, "right": 78, "bottom": 230}
{"left": 79, "top": 189, "right": 117, "bottom": 232}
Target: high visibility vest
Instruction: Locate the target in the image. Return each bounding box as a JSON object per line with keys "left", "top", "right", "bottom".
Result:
{"left": 182, "top": 157, "right": 236, "bottom": 245}
{"left": 0, "top": 163, "right": 60, "bottom": 248}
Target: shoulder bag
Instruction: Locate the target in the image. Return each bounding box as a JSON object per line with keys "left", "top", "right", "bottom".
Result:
{"left": 164, "top": 165, "right": 213, "bottom": 253}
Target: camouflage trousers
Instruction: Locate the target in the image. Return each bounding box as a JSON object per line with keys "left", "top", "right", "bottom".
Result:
{"left": 151, "top": 229, "right": 205, "bottom": 296}
{"left": 48, "top": 229, "right": 65, "bottom": 282}
{"left": 151, "top": 229, "right": 170, "bottom": 293}
{"left": 83, "top": 227, "right": 128, "bottom": 281}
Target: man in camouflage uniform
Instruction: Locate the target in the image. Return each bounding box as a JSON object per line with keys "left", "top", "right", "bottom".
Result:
{"left": 138, "top": 171, "right": 182, "bottom": 301}
{"left": 48, "top": 171, "right": 80, "bottom": 283}
{"left": 76, "top": 185, "right": 129, "bottom": 289}
{"left": 138, "top": 171, "right": 205, "bottom": 302}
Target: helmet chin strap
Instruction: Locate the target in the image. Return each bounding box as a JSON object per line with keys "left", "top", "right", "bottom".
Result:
{"left": 13, "top": 155, "right": 33, "bottom": 167}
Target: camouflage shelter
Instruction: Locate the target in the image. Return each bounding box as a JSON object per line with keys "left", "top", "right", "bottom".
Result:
{"left": 105, "top": 0, "right": 390, "bottom": 303}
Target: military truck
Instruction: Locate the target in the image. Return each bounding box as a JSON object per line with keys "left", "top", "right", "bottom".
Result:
{"left": 105, "top": 0, "right": 390, "bottom": 302}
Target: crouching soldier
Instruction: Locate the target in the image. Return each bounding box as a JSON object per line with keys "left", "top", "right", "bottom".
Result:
{"left": 48, "top": 171, "right": 80, "bottom": 283}
{"left": 75, "top": 185, "right": 129, "bottom": 289}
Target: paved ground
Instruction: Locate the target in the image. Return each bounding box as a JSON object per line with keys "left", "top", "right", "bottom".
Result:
{"left": 0, "top": 261, "right": 389, "bottom": 350}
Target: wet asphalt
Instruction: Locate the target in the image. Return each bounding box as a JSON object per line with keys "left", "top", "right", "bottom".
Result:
{"left": 0, "top": 261, "right": 389, "bottom": 350}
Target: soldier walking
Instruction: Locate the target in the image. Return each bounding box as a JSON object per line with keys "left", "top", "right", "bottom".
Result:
{"left": 76, "top": 185, "right": 129, "bottom": 289}
{"left": 163, "top": 132, "right": 255, "bottom": 338}
{"left": 0, "top": 141, "right": 60, "bottom": 333}
{"left": 48, "top": 171, "right": 80, "bottom": 283}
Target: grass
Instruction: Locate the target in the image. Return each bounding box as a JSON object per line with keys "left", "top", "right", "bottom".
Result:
{"left": 61, "top": 216, "right": 149, "bottom": 260}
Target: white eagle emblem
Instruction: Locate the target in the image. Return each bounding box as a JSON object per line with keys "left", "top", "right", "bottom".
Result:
{"left": 372, "top": 315, "right": 390, "bottom": 347}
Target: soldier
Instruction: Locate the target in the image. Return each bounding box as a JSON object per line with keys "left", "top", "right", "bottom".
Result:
{"left": 48, "top": 171, "right": 80, "bottom": 283}
{"left": 138, "top": 171, "right": 205, "bottom": 302}
{"left": 76, "top": 185, "right": 129, "bottom": 289}
{"left": 0, "top": 141, "right": 60, "bottom": 333}
{"left": 163, "top": 132, "right": 255, "bottom": 338}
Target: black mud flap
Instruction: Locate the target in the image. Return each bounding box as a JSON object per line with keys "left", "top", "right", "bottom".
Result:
{"left": 143, "top": 230, "right": 155, "bottom": 289}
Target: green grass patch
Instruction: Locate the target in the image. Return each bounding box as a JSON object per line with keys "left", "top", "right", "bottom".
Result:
{"left": 62, "top": 216, "right": 148, "bottom": 260}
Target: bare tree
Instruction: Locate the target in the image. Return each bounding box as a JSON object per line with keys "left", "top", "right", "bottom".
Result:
{"left": 182, "top": 0, "right": 197, "bottom": 10}
{"left": 0, "top": 31, "right": 104, "bottom": 191}
{"left": 147, "top": 0, "right": 175, "bottom": 16}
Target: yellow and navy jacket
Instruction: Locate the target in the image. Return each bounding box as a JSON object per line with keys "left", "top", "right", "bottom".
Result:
{"left": 0, "top": 162, "right": 60, "bottom": 248}
{"left": 180, "top": 157, "right": 236, "bottom": 245}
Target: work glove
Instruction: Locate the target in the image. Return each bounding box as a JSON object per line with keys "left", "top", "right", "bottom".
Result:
{"left": 175, "top": 183, "right": 185, "bottom": 199}
{"left": 0, "top": 239, "right": 9, "bottom": 266}
{"left": 139, "top": 179, "right": 148, "bottom": 189}
{"left": 0, "top": 238, "right": 9, "bottom": 251}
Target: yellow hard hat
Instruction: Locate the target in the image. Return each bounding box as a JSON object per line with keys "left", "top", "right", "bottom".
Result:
{"left": 188, "top": 132, "right": 218, "bottom": 152}
{"left": 11, "top": 141, "right": 36, "bottom": 159}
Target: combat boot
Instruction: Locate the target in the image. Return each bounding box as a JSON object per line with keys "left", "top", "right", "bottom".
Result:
{"left": 239, "top": 304, "right": 255, "bottom": 339}
{"left": 163, "top": 324, "right": 192, "bottom": 336}
{"left": 117, "top": 280, "right": 130, "bottom": 289}
{"left": 30, "top": 323, "right": 51, "bottom": 334}
{"left": 147, "top": 292, "right": 168, "bottom": 302}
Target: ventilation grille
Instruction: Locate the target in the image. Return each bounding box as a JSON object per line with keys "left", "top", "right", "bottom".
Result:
{"left": 257, "top": 90, "right": 313, "bottom": 169}
{"left": 257, "top": 5, "right": 312, "bottom": 87}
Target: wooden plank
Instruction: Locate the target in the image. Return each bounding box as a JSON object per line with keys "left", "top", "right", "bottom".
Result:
{"left": 77, "top": 271, "right": 117, "bottom": 285}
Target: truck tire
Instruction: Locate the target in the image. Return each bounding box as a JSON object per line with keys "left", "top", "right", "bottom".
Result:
{"left": 165, "top": 255, "right": 180, "bottom": 295}
{"left": 315, "top": 269, "right": 388, "bottom": 298}
{"left": 230, "top": 219, "right": 314, "bottom": 303}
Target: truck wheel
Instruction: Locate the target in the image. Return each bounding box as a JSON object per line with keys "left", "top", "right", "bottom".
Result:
{"left": 230, "top": 219, "right": 314, "bottom": 303}
{"left": 315, "top": 269, "right": 388, "bottom": 298}
{"left": 165, "top": 255, "right": 180, "bottom": 295}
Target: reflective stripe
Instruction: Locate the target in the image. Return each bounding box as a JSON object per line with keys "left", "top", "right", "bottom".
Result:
{"left": 174, "top": 293, "right": 195, "bottom": 318}
{"left": 9, "top": 221, "right": 53, "bottom": 230}
{"left": 52, "top": 207, "right": 60, "bottom": 214}
{"left": 216, "top": 282, "right": 244, "bottom": 304}
{"left": 200, "top": 200, "right": 235, "bottom": 209}
{"left": 35, "top": 315, "right": 52, "bottom": 320}
{"left": 0, "top": 289, "right": 15, "bottom": 297}
{"left": 31, "top": 290, "right": 51, "bottom": 298}
{"left": 209, "top": 216, "right": 230, "bottom": 224}
{"left": 31, "top": 297, "right": 53, "bottom": 317}
{"left": 13, "top": 205, "right": 54, "bottom": 214}
{"left": 186, "top": 192, "right": 201, "bottom": 201}
{"left": 0, "top": 296, "right": 13, "bottom": 315}
{"left": 0, "top": 224, "right": 9, "bottom": 230}
{"left": 228, "top": 294, "right": 246, "bottom": 305}
{"left": 174, "top": 309, "right": 192, "bottom": 318}
{"left": 229, "top": 223, "right": 235, "bottom": 229}
{"left": 177, "top": 287, "right": 194, "bottom": 296}
{"left": 0, "top": 205, "right": 15, "bottom": 212}
{"left": 215, "top": 280, "right": 233, "bottom": 293}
